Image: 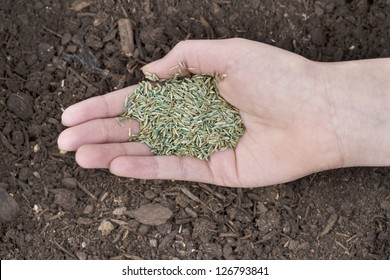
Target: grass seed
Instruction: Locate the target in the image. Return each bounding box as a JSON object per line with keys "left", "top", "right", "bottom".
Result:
{"left": 120, "top": 72, "right": 245, "bottom": 160}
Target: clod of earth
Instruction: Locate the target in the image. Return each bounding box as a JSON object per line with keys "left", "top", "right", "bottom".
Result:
{"left": 120, "top": 71, "right": 245, "bottom": 160}
{"left": 52, "top": 189, "right": 77, "bottom": 210}
{"left": 7, "top": 92, "right": 34, "bottom": 120}
{"left": 0, "top": 187, "right": 20, "bottom": 223}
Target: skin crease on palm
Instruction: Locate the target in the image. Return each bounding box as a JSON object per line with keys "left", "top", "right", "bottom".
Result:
{"left": 57, "top": 38, "right": 390, "bottom": 188}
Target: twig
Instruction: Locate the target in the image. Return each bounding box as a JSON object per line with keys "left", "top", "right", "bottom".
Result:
{"left": 346, "top": 234, "right": 358, "bottom": 243}
{"left": 43, "top": 26, "right": 62, "bottom": 38}
{"left": 335, "top": 240, "right": 350, "bottom": 255}
{"left": 179, "top": 186, "right": 216, "bottom": 214}
{"left": 0, "top": 131, "right": 17, "bottom": 154}
{"left": 123, "top": 254, "right": 143, "bottom": 260}
{"left": 68, "top": 67, "right": 94, "bottom": 88}
{"left": 52, "top": 240, "right": 76, "bottom": 259}
{"left": 78, "top": 183, "right": 97, "bottom": 200}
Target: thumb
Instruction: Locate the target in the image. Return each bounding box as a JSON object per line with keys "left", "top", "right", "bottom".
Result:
{"left": 141, "top": 38, "right": 240, "bottom": 79}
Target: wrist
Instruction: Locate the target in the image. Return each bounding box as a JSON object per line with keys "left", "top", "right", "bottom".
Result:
{"left": 322, "top": 59, "right": 390, "bottom": 168}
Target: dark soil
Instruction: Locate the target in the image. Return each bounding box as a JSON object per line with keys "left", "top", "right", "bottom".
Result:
{"left": 1, "top": 0, "right": 390, "bottom": 260}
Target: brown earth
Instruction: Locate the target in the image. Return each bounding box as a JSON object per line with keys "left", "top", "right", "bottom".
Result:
{"left": 0, "top": 0, "right": 389, "bottom": 260}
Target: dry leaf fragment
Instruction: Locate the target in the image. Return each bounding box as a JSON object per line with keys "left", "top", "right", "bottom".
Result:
{"left": 131, "top": 203, "right": 173, "bottom": 226}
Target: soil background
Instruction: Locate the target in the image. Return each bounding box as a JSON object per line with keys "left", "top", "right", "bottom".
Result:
{"left": 1, "top": 0, "right": 390, "bottom": 260}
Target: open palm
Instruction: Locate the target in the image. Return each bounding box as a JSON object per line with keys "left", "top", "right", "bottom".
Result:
{"left": 58, "top": 39, "right": 342, "bottom": 188}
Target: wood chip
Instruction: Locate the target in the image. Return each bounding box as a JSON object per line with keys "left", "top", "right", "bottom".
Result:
{"left": 112, "top": 207, "right": 127, "bottom": 216}
{"left": 110, "top": 218, "right": 128, "bottom": 227}
{"left": 318, "top": 214, "right": 338, "bottom": 238}
{"left": 118, "top": 18, "right": 134, "bottom": 57}
{"left": 71, "top": 0, "right": 95, "bottom": 12}
{"left": 124, "top": 254, "right": 143, "bottom": 260}
{"left": 75, "top": 251, "right": 87, "bottom": 260}
{"left": 76, "top": 217, "right": 94, "bottom": 225}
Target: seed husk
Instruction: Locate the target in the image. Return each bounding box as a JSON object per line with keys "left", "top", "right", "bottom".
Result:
{"left": 120, "top": 70, "right": 245, "bottom": 160}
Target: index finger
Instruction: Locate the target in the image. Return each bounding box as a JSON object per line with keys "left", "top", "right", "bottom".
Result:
{"left": 61, "top": 85, "right": 137, "bottom": 127}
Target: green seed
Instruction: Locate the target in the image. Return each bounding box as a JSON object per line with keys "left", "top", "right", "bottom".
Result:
{"left": 120, "top": 68, "right": 245, "bottom": 160}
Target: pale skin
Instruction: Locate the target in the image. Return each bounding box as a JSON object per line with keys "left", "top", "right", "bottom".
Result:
{"left": 57, "top": 38, "right": 390, "bottom": 188}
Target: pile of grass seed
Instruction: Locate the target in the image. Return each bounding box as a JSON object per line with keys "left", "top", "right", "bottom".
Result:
{"left": 120, "top": 73, "right": 245, "bottom": 160}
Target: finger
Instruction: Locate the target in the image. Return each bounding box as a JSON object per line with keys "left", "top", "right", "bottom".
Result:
{"left": 58, "top": 117, "right": 140, "bottom": 151}
{"left": 75, "top": 143, "right": 153, "bottom": 168}
{"left": 141, "top": 38, "right": 244, "bottom": 79}
{"left": 61, "top": 85, "right": 138, "bottom": 127}
{"left": 109, "top": 155, "right": 215, "bottom": 184}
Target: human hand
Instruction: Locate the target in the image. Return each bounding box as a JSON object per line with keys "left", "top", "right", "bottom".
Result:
{"left": 58, "top": 38, "right": 345, "bottom": 188}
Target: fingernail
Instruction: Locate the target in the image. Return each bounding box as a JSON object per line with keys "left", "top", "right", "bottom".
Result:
{"left": 141, "top": 60, "right": 159, "bottom": 73}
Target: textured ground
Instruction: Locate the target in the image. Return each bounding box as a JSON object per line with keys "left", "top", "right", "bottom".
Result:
{"left": 0, "top": 0, "right": 389, "bottom": 259}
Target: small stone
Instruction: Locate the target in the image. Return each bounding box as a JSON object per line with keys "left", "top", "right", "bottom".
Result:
{"left": 131, "top": 203, "right": 173, "bottom": 226}
{"left": 7, "top": 92, "right": 34, "bottom": 120}
{"left": 0, "top": 187, "right": 20, "bottom": 223}
{"left": 98, "top": 220, "right": 115, "bottom": 236}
